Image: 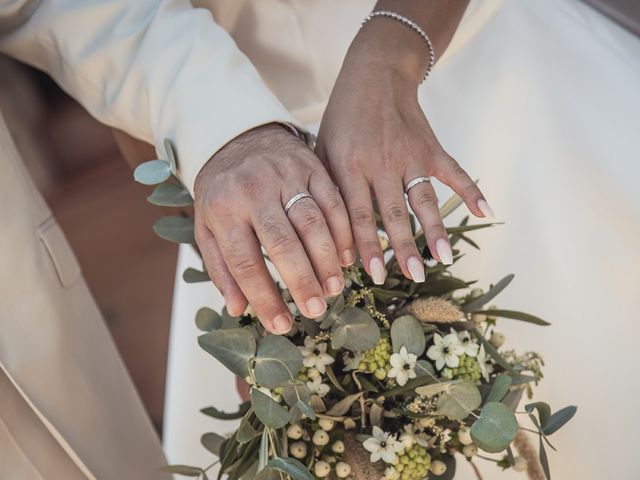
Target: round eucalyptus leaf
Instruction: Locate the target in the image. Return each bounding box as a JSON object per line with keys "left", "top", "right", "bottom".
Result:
{"left": 331, "top": 325, "right": 348, "bottom": 350}
{"left": 331, "top": 307, "right": 380, "bottom": 352}
{"left": 415, "top": 381, "right": 454, "bottom": 398}
{"left": 195, "top": 307, "right": 222, "bottom": 332}
{"left": 182, "top": 267, "right": 210, "bottom": 283}
{"left": 280, "top": 380, "right": 311, "bottom": 406}
{"left": 147, "top": 183, "right": 193, "bottom": 207}
{"left": 251, "top": 388, "right": 289, "bottom": 429}
{"left": 198, "top": 328, "right": 256, "bottom": 378}
{"left": 436, "top": 381, "right": 482, "bottom": 420}
{"left": 254, "top": 335, "right": 303, "bottom": 388}
{"left": 134, "top": 159, "right": 172, "bottom": 185}
{"left": 486, "top": 374, "right": 512, "bottom": 404}
{"left": 415, "top": 359, "right": 436, "bottom": 378}
{"left": 318, "top": 294, "right": 345, "bottom": 328}
{"left": 390, "top": 315, "right": 426, "bottom": 356}
{"left": 470, "top": 402, "right": 518, "bottom": 453}
{"left": 153, "top": 216, "right": 195, "bottom": 244}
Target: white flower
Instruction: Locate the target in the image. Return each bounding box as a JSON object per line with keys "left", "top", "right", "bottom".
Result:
{"left": 299, "top": 337, "right": 334, "bottom": 374}
{"left": 384, "top": 466, "right": 401, "bottom": 480}
{"left": 387, "top": 346, "right": 417, "bottom": 386}
{"left": 362, "top": 426, "right": 403, "bottom": 464}
{"left": 477, "top": 345, "right": 494, "bottom": 382}
{"left": 456, "top": 329, "right": 479, "bottom": 357}
{"left": 307, "top": 376, "right": 330, "bottom": 398}
{"left": 399, "top": 424, "right": 431, "bottom": 449}
{"left": 426, "top": 332, "right": 465, "bottom": 370}
{"left": 342, "top": 351, "right": 364, "bottom": 371}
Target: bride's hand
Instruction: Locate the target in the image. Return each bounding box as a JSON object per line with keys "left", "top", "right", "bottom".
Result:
{"left": 315, "top": 21, "right": 493, "bottom": 285}
{"left": 194, "top": 124, "right": 354, "bottom": 334}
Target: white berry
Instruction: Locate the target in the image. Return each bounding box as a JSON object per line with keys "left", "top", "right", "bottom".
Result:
{"left": 335, "top": 462, "right": 351, "bottom": 478}
{"left": 430, "top": 460, "right": 447, "bottom": 475}
{"left": 513, "top": 456, "right": 528, "bottom": 472}
{"left": 490, "top": 332, "right": 506, "bottom": 348}
{"left": 318, "top": 418, "right": 335, "bottom": 431}
{"left": 289, "top": 441, "right": 307, "bottom": 459}
{"left": 286, "top": 424, "right": 303, "bottom": 440}
{"left": 313, "top": 429, "right": 330, "bottom": 446}
{"left": 307, "top": 367, "right": 320, "bottom": 380}
{"left": 331, "top": 440, "right": 345, "bottom": 453}
{"left": 462, "top": 444, "right": 477, "bottom": 457}
{"left": 344, "top": 418, "right": 356, "bottom": 429}
{"left": 314, "top": 461, "right": 331, "bottom": 478}
{"left": 470, "top": 288, "right": 484, "bottom": 299}
{"left": 458, "top": 427, "right": 473, "bottom": 445}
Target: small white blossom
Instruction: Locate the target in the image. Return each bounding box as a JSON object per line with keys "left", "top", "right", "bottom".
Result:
{"left": 299, "top": 337, "right": 334, "bottom": 374}
{"left": 306, "top": 376, "right": 330, "bottom": 398}
{"left": 456, "top": 329, "right": 479, "bottom": 357}
{"left": 427, "top": 332, "right": 465, "bottom": 370}
{"left": 342, "top": 351, "right": 364, "bottom": 371}
{"left": 387, "top": 347, "right": 417, "bottom": 386}
{"left": 399, "top": 424, "right": 431, "bottom": 449}
{"left": 477, "top": 345, "right": 494, "bottom": 381}
{"left": 362, "top": 426, "right": 403, "bottom": 464}
{"left": 384, "top": 466, "right": 401, "bottom": 480}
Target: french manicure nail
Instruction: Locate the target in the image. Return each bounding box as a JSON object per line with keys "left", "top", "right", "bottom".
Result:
{"left": 341, "top": 249, "right": 356, "bottom": 266}
{"left": 306, "top": 297, "right": 327, "bottom": 317}
{"left": 369, "top": 257, "right": 386, "bottom": 285}
{"left": 406, "top": 256, "right": 426, "bottom": 283}
{"left": 325, "top": 275, "right": 344, "bottom": 297}
{"left": 477, "top": 199, "right": 495, "bottom": 219}
{"left": 436, "top": 238, "right": 453, "bottom": 265}
{"left": 272, "top": 314, "right": 292, "bottom": 334}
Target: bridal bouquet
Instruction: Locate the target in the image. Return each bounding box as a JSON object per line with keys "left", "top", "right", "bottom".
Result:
{"left": 134, "top": 152, "right": 576, "bottom": 480}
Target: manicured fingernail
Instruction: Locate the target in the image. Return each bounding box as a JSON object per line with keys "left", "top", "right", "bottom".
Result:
{"left": 341, "top": 249, "right": 356, "bottom": 266}
{"left": 325, "top": 275, "right": 344, "bottom": 297}
{"left": 369, "top": 257, "right": 386, "bottom": 285}
{"left": 477, "top": 199, "right": 495, "bottom": 219}
{"left": 436, "top": 238, "right": 453, "bottom": 265}
{"left": 306, "top": 297, "right": 327, "bottom": 317}
{"left": 272, "top": 314, "right": 292, "bottom": 334}
{"left": 406, "top": 256, "right": 426, "bottom": 283}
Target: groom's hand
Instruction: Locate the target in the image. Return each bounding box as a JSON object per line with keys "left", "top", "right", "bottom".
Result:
{"left": 194, "top": 124, "right": 354, "bottom": 334}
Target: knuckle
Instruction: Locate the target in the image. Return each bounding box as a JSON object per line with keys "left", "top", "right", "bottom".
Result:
{"left": 350, "top": 206, "right": 375, "bottom": 227}
{"left": 323, "top": 190, "right": 344, "bottom": 212}
{"left": 236, "top": 172, "right": 263, "bottom": 197}
{"left": 292, "top": 273, "right": 319, "bottom": 294}
{"left": 413, "top": 189, "right": 438, "bottom": 207}
{"left": 294, "top": 205, "right": 325, "bottom": 236}
{"left": 384, "top": 203, "right": 409, "bottom": 224}
{"left": 229, "top": 255, "right": 260, "bottom": 278}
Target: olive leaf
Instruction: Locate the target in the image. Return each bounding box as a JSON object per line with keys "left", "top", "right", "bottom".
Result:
{"left": 435, "top": 382, "right": 482, "bottom": 420}
{"left": 198, "top": 328, "right": 256, "bottom": 378}
{"left": 474, "top": 309, "right": 551, "bottom": 326}
{"left": 439, "top": 192, "right": 465, "bottom": 219}
{"left": 542, "top": 405, "right": 577, "bottom": 436}
{"left": 258, "top": 428, "right": 269, "bottom": 472}
{"left": 326, "top": 393, "right": 362, "bottom": 416}
{"left": 134, "top": 159, "right": 172, "bottom": 185}
{"left": 254, "top": 335, "right": 303, "bottom": 388}
{"left": 201, "top": 401, "right": 250, "bottom": 420}
{"left": 266, "top": 457, "right": 315, "bottom": 480}
{"left": 251, "top": 389, "right": 289, "bottom": 429}
{"left": 462, "top": 275, "right": 514, "bottom": 312}
{"left": 153, "top": 216, "right": 195, "bottom": 244}
{"left": 183, "top": 267, "right": 210, "bottom": 283}
{"left": 390, "top": 315, "right": 426, "bottom": 356}
{"left": 331, "top": 307, "right": 380, "bottom": 352}
{"left": 279, "top": 380, "right": 311, "bottom": 406}
{"left": 201, "top": 432, "right": 225, "bottom": 455}
{"left": 147, "top": 182, "right": 193, "bottom": 207}
{"left": 195, "top": 307, "right": 222, "bottom": 332}
{"left": 470, "top": 402, "right": 518, "bottom": 453}
{"left": 159, "top": 465, "right": 203, "bottom": 476}
{"left": 237, "top": 410, "right": 260, "bottom": 444}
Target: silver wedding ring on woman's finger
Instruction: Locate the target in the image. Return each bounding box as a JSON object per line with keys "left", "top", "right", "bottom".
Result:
{"left": 284, "top": 191, "right": 314, "bottom": 214}
{"left": 404, "top": 176, "right": 431, "bottom": 194}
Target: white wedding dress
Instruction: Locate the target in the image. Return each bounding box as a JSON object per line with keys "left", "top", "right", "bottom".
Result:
{"left": 163, "top": 1, "right": 640, "bottom": 478}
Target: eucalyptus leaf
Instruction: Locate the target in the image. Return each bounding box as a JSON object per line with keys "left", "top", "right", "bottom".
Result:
{"left": 237, "top": 411, "right": 260, "bottom": 444}
{"left": 251, "top": 388, "right": 289, "bottom": 429}
{"left": 198, "top": 328, "right": 256, "bottom": 378}
{"left": 183, "top": 267, "right": 210, "bottom": 283}
{"left": 201, "top": 401, "right": 250, "bottom": 420}
{"left": 474, "top": 309, "right": 551, "bottom": 326}
{"left": 266, "top": 457, "right": 315, "bottom": 480}
{"left": 384, "top": 373, "right": 437, "bottom": 398}
{"left": 317, "top": 294, "right": 345, "bottom": 328}
{"left": 390, "top": 315, "right": 426, "bottom": 356}
{"left": 470, "top": 402, "right": 518, "bottom": 453}
{"left": 543, "top": 405, "right": 577, "bottom": 435}
{"left": 462, "top": 275, "right": 514, "bottom": 312}
{"left": 415, "top": 359, "right": 436, "bottom": 377}
{"left": 326, "top": 393, "right": 362, "bottom": 416}
{"left": 525, "top": 402, "right": 551, "bottom": 429}
{"left": 294, "top": 400, "right": 316, "bottom": 420}
{"left": 258, "top": 428, "right": 269, "bottom": 472}
{"left": 539, "top": 435, "right": 551, "bottom": 480}
{"left": 196, "top": 307, "right": 222, "bottom": 332}
{"left": 280, "top": 380, "right": 311, "bottom": 407}
{"left": 254, "top": 335, "right": 303, "bottom": 388}
{"left": 415, "top": 381, "right": 455, "bottom": 398}
{"left": 159, "top": 465, "right": 203, "bottom": 476}
{"left": 436, "top": 382, "right": 482, "bottom": 420}
{"left": 153, "top": 216, "right": 195, "bottom": 244}
{"left": 331, "top": 325, "right": 348, "bottom": 350}
{"left": 331, "top": 307, "right": 380, "bottom": 352}
{"left": 486, "top": 374, "right": 512, "bottom": 404}
{"left": 134, "top": 159, "right": 171, "bottom": 185}
{"left": 163, "top": 138, "right": 178, "bottom": 172}
{"left": 147, "top": 182, "right": 193, "bottom": 207}
{"left": 201, "top": 432, "right": 225, "bottom": 455}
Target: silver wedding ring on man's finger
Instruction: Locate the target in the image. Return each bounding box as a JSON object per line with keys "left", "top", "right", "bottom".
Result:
{"left": 404, "top": 176, "right": 431, "bottom": 194}
{"left": 284, "top": 192, "right": 314, "bottom": 214}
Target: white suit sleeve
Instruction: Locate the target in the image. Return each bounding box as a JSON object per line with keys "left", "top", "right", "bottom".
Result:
{"left": 0, "top": 0, "right": 302, "bottom": 194}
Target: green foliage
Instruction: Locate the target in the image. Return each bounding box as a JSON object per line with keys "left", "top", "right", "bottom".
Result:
{"left": 159, "top": 465, "right": 204, "bottom": 477}
{"left": 470, "top": 402, "right": 518, "bottom": 453}
{"left": 390, "top": 315, "right": 426, "bottom": 356}
{"left": 331, "top": 307, "right": 380, "bottom": 351}
{"left": 147, "top": 182, "right": 193, "bottom": 206}
{"left": 250, "top": 388, "right": 289, "bottom": 429}
{"left": 183, "top": 267, "right": 210, "bottom": 283}
{"left": 462, "top": 275, "right": 514, "bottom": 313}
{"left": 198, "top": 328, "right": 256, "bottom": 378}
{"left": 201, "top": 401, "right": 250, "bottom": 421}
{"left": 435, "top": 382, "right": 482, "bottom": 420}
{"left": 486, "top": 374, "right": 512, "bottom": 404}
{"left": 474, "top": 309, "right": 551, "bottom": 326}
{"left": 134, "top": 159, "right": 172, "bottom": 185}
{"left": 153, "top": 216, "right": 195, "bottom": 244}
{"left": 195, "top": 307, "right": 222, "bottom": 332}
{"left": 254, "top": 335, "right": 303, "bottom": 388}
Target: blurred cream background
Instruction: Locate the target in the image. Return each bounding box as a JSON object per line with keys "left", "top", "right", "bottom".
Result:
{"left": 164, "top": 0, "right": 640, "bottom": 479}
